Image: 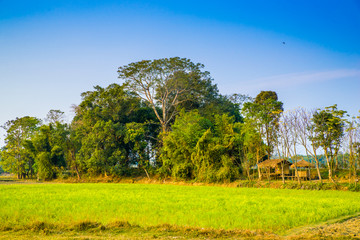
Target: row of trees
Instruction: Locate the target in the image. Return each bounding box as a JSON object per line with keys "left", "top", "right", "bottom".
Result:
{"left": 242, "top": 103, "right": 360, "bottom": 184}
{"left": 1, "top": 57, "right": 359, "bottom": 182}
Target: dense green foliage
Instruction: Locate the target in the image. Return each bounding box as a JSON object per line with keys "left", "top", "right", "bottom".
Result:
{"left": 1, "top": 183, "right": 360, "bottom": 233}
{"left": 32, "top": 123, "right": 68, "bottom": 180}
{"left": 118, "top": 57, "right": 217, "bottom": 133}
{"left": 310, "top": 105, "right": 347, "bottom": 181}
{"left": 243, "top": 91, "right": 283, "bottom": 159}
{"left": 160, "top": 111, "right": 242, "bottom": 181}
{"left": 1, "top": 117, "right": 42, "bottom": 179}
{"left": 72, "top": 84, "right": 158, "bottom": 177}
{"left": 0, "top": 58, "right": 359, "bottom": 182}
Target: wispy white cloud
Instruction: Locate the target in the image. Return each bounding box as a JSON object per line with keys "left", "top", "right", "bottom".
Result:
{"left": 244, "top": 69, "right": 360, "bottom": 90}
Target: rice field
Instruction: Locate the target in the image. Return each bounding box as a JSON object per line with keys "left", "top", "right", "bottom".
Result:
{"left": 0, "top": 183, "right": 359, "bottom": 233}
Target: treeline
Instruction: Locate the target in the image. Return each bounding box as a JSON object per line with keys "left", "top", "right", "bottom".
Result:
{"left": 1, "top": 57, "right": 359, "bottom": 182}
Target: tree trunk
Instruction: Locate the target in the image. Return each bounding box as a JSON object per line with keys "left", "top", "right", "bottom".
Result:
{"left": 328, "top": 167, "right": 335, "bottom": 183}
{"left": 324, "top": 150, "right": 335, "bottom": 183}
{"left": 257, "top": 165, "right": 261, "bottom": 180}
{"left": 144, "top": 168, "right": 151, "bottom": 180}
{"left": 162, "top": 124, "right": 167, "bottom": 134}
{"left": 266, "top": 167, "right": 271, "bottom": 183}
{"left": 349, "top": 156, "right": 353, "bottom": 184}
{"left": 256, "top": 154, "right": 262, "bottom": 180}
{"left": 293, "top": 159, "right": 301, "bottom": 184}
{"left": 281, "top": 163, "right": 285, "bottom": 184}
{"left": 75, "top": 167, "right": 81, "bottom": 180}
{"left": 294, "top": 165, "right": 301, "bottom": 184}
{"left": 309, "top": 147, "right": 322, "bottom": 183}
{"left": 335, "top": 155, "right": 339, "bottom": 171}
{"left": 276, "top": 147, "right": 285, "bottom": 184}
{"left": 315, "top": 160, "right": 322, "bottom": 183}
{"left": 349, "top": 143, "right": 355, "bottom": 184}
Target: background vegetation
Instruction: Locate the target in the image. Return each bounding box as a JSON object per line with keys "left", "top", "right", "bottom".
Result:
{"left": 1, "top": 57, "right": 359, "bottom": 183}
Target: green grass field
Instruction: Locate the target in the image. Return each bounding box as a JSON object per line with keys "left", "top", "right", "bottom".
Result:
{"left": 0, "top": 183, "right": 360, "bottom": 234}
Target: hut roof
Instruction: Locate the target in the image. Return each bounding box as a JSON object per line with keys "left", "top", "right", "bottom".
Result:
{"left": 291, "top": 160, "right": 315, "bottom": 168}
{"left": 257, "top": 159, "right": 291, "bottom": 168}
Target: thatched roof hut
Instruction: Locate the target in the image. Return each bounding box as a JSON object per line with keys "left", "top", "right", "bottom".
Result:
{"left": 257, "top": 159, "right": 291, "bottom": 168}
{"left": 291, "top": 160, "right": 315, "bottom": 180}
{"left": 291, "top": 160, "right": 315, "bottom": 168}
{"left": 257, "top": 159, "right": 292, "bottom": 179}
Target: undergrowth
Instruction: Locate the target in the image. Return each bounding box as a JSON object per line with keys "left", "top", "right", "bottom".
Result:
{"left": 1, "top": 220, "right": 275, "bottom": 239}
{"left": 237, "top": 180, "right": 360, "bottom": 192}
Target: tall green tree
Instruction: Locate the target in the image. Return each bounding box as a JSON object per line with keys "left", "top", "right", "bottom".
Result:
{"left": 46, "top": 109, "right": 65, "bottom": 124}
{"left": 65, "top": 123, "right": 82, "bottom": 179}
{"left": 118, "top": 57, "right": 218, "bottom": 133}
{"left": 240, "top": 120, "right": 265, "bottom": 180}
{"left": 310, "top": 105, "right": 346, "bottom": 182}
{"left": 160, "top": 110, "right": 212, "bottom": 179}
{"left": 344, "top": 117, "right": 359, "bottom": 183}
{"left": 72, "top": 83, "right": 158, "bottom": 177}
{"left": 1, "top": 116, "right": 41, "bottom": 179}
{"left": 242, "top": 91, "right": 283, "bottom": 160}
{"left": 241, "top": 105, "right": 267, "bottom": 179}
{"left": 199, "top": 94, "right": 243, "bottom": 123}
{"left": 32, "top": 122, "right": 69, "bottom": 180}
{"left": 161, "top": 111, "right": 242, "bottom": 182}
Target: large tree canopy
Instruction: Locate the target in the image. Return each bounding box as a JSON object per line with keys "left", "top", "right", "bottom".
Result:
{"left": 1, "top": 57, "right": 358, "bottom": 183}
{"left": 118, "top": 57, "right": 219, "bottom": 133}
{"left": 310, "top": 105, "right": 346, "bottom": 182}
{"left": 72, "top": 83, "right": 158, "bottom": 177}
{"left": 160, "top": 111, "right": 242, "bottom": 182}
{"left": 32, "top": 122, "right": 69, "bottom": 180}
{"left": 1, "top": 116, "right": 41, "bottom": 179}
{"left": 242, "top": 91, "right": 283, "bottom": 159}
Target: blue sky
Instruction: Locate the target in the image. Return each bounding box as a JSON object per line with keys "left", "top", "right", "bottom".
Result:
{"left": 1, "top": 0, "right": 359, "bottom": 145}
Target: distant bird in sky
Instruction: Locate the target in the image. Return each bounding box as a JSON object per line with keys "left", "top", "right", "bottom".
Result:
{"left": 282, "top": 41, "right": 286, "bottom": 44}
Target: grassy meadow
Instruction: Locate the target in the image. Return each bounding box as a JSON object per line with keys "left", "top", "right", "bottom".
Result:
{"left": 0, "top": 183, "right": 360, "bottom": 234}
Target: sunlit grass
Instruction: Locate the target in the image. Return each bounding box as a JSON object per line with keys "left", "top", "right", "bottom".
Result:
{"left": 0, "top": 183, "right": 359, "bottom": 233}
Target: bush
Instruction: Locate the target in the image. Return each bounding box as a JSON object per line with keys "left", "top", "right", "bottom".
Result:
{"left": 37, "top": 152, "right": 55, "bottom": 180}
{"left": 236, "top": 180, "right": 354, "bottom": 191}
{"left": 348, "top": 183, "right": 360, "bottom": 192}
